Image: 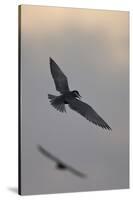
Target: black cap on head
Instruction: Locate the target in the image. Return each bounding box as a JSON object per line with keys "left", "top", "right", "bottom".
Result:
{"left": 72, "top": 90, "right": 81, "bottom": 99}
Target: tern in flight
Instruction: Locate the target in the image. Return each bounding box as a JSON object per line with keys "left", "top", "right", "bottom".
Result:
{"left": 48, "top": 57, "right": 111, "bottom": 130}
{"left": 37, "top": 145, "right": 87, "bottom": 178}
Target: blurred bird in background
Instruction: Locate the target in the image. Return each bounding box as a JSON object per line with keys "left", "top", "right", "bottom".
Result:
{"left": 37, "top": 145, "right": 87, "bottom": 178}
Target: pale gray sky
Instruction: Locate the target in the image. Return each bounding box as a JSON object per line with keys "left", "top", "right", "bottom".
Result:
{"left": 20, "top": 5, "right": 129, "bottom": 195}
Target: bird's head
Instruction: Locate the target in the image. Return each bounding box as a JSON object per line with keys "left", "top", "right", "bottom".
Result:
{"left": 72, "top": 90, "right": 82, "bottom": 99}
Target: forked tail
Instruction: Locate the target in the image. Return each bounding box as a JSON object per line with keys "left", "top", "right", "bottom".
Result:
{"left": 48, "top": 94, "right": 56, "bottom": 102}
{"left": 48, "top": 94, "right": 66, "bottom": 113}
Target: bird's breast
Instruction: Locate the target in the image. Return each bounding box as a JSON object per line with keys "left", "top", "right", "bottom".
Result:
{"left": 62, "top": 92, "right": 74, "bottom": 104}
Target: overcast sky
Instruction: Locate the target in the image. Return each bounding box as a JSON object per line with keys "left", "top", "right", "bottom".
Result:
{"left": 20, "top": 5, "right": 129, "bottom": 195}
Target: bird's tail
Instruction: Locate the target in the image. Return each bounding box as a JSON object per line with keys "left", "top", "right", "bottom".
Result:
{"left": 48, "top": 94, "right": 66, "bottom": 113}
{"left": 48, "top": 94, "right": 57, "bottom": 102}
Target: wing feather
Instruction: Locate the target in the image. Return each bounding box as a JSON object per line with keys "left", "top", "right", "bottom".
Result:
{"left": 68, "top": 99, "right": 111, "bottom": 130}
{"left": 50, "top": 58, "right": 70, "bottom": 93}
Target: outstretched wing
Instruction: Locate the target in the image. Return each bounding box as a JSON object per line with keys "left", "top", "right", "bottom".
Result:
{"left": 68, "top": 99, "right": 111, "bottom": 130}
{"left": 49, "top": 57, "right": 70, "bottom": 93}
{"left": 66, "top": 165, "right": 87, "bottom": 178}
{"left": 38, "top": 145, "right": 62, "bottom": 163}
{"left": 37, "top": 145, "right": 87, "bottom": 178}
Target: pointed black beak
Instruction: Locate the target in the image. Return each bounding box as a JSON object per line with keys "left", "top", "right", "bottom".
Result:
{"left": 78, "top": 94, "right": 82, "bottom": 99}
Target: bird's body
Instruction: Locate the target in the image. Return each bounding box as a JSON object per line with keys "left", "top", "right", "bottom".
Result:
{"left": 56, "top": 163, "right": 67, "bottom": 170}
{"left": 48, "top": 90, "right": 81, "bottom": 113}
{"left": 48, "top": 57, "right": 111, "bottom": 130}
{"left": 48, "top": 91, "right": 79, "bottom": 108}
{"left": 52, "top": 91, "right": 75, "bottom": 104}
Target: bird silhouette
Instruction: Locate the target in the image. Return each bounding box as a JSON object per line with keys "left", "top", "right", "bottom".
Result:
{"left": 37, "top": 145, "right": 87, "bottom": 178}
{"left": 48, "top": 57, "right": 111, "bottom": 130}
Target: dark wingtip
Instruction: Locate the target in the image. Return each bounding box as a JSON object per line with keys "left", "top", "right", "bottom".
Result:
{"left": 106, "top": 124, "right": 112, "bottom": 131}
{"left": 81, "top": 173, "right": 88, "bottom": 179}
{"left": 98, "top": 123, "right": 112, "bottom": 131}
{"left": 49, "top": 57, "right": 52, "bottom": 63}
{"left": 105, "top": 125, "right": 112, "bottom": 132}
{"left": 105, "top": 126, "right": 112, "bottom": 131}
{"left": 49, "top": 57, "right": 54, "bottom": 64}
{"left": 102, "top": 121, "right": 112, "bottom": 131}
{"left": 37, "top": 144, "right": 43, "bottom": 153}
